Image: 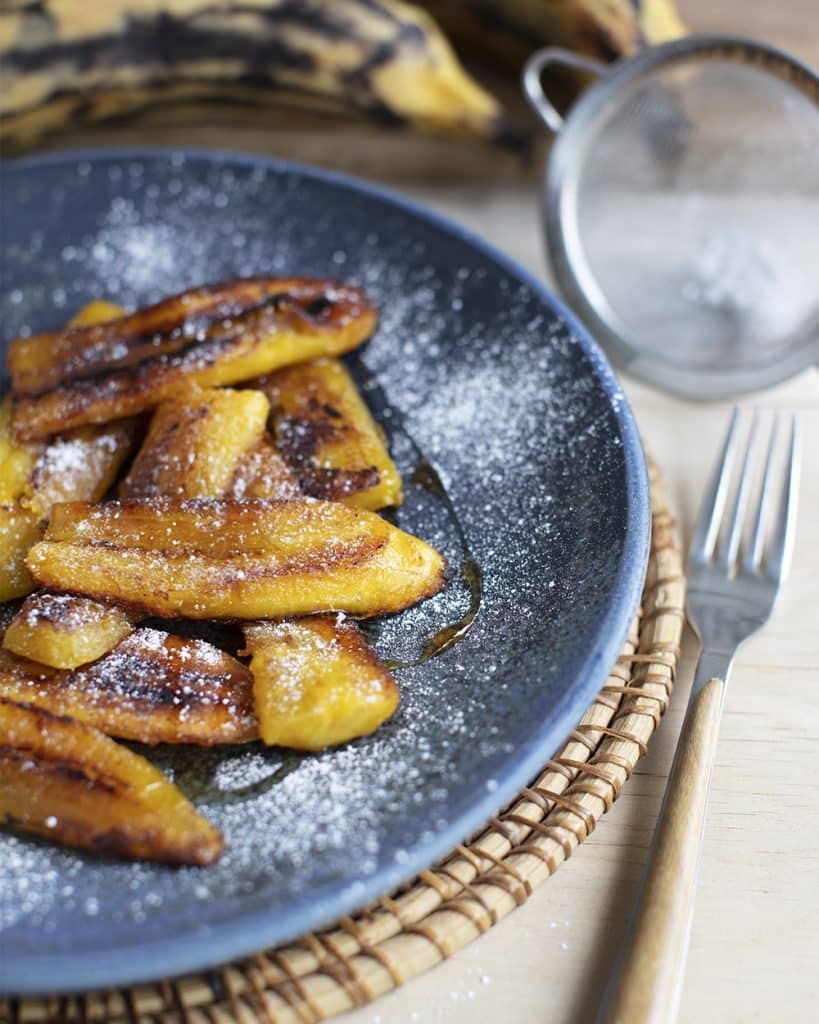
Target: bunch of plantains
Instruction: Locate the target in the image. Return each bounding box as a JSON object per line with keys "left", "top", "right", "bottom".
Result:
{"left": 1, "top": 0, "right": 686, "bottom": 152}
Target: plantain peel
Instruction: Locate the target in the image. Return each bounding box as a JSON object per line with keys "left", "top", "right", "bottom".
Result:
{"left": 27, "top": 498, "right": 446, "bottom": 619}
{"left": 11, "top": 278, "right": 377, "bottom": 440}
{"left": 245, "top": 616, "right": 399, "bottom": 751}
{"left": 0, "top": 626, "right": 258, "bottom": 746}
{"left": 0, "top": 697, "right": 223, "bottom": 864}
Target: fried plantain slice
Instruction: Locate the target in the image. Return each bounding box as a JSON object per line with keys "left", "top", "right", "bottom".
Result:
{"left": 226, "top": 437, "right": 302, "bottom": 501}
{"left": 0, "top": 697, "right": 223, "bottom": 864}
{"left": 28, "top": 498, "right": 446, "bottom": 619}
{"left": 255, "top": 357, "right": 403, "bottom": 510}
{"left": 0, "top": 626, "right": 257, "bottom": 745}
{"left": 244, "top": 615, "right": 399, "bottom": 750}
{"left": 12, "top": 279, "right": 377, "bottom": 440}
{"left": 0, "top": 395, "right": 41, "bottom": 504}
{"left": 3, "top": 592, "right": 136, "bottom": 669}
{"left": 120, "top": 387, "right": 270, "bottom": 499}
{"left": 9, "top": 280, "right": 279, "bottom": 394}
{"left": 20, "top": 418, "right": 142, "bottom": 520}
{"left": 66, "top": 299, "right": 128, "bottom": 329}
{"left": 0, "top": 506, "right": 43, "bottom": 602}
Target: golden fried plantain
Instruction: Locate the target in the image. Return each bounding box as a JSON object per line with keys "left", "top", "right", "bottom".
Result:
{"left": 0, "top": 697, "right": 223, "bottom": 864}
{"left": 0, "top": 627, "right": 257, "bottom": 745}
{"left": 12, "top": 279, "right": 377, "bottom": 440}
{"left": 244, "top": 615, "right": 399, "bottom": 750}
{"left": 0, "top": 395, "right": 41, "bottom": 504}
{"left": 226, "top": 437, "right": 302, "bottom": 501}
{"left": 0, "top": 404, "right": 139, "bottom": 523}
{"left": 20, "top": 418, "right": 141, "bottom": 520}
{"left": 66, "top": 299, "right": 127, "bottom": 329}
{"left": 0, "top": 505, "right": 43, "bottom": 602}
{"left": 255, "top": 357, "right": 403, "bottom": 510}
{"left": 121, "top": 387, "right": 270, "bottom": 499}
{"left": 3, "top": 591, "right": 136, "bottom": 668}
{"left": 28, "top": 498, "right": 446, "bottom": 619}
{"left": 10, "top": 279, "right": 284, "bottom": 393}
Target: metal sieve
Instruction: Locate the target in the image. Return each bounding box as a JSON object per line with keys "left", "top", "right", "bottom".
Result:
{"left": 524, "top": 35, "right": 819, "bottom": 400}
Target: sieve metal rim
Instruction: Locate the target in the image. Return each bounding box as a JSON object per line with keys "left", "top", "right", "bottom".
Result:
{"left": 525, "top": 34, "right": 819, "bottom": 401}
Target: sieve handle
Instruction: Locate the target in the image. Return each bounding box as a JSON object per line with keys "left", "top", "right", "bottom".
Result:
{"left": 523, "top": 48, "right": 606, "bottom": 133}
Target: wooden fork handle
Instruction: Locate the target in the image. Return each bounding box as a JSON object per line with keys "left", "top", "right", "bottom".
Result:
{"left": 599, "top": 675, "right": 725, "bottom": 1024}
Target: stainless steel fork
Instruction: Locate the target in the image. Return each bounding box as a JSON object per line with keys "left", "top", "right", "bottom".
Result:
{"left": 598, "top": 407, "right": 800, "bottom": 1024}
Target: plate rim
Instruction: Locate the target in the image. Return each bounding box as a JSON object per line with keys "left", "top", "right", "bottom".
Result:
{"left": 0, "top": 146, "right": 650, "bottom": 995}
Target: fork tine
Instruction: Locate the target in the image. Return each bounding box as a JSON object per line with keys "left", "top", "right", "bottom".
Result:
{"left": 741, "top": 414, "right": 780, "bottom": 574}
{"left": 717, "top": 409, "right": 760, "bottom": 570}
{"left": 764, "top": 416, "right": 800, "bottom": 582}
{"left": 689, "top": 406, "right": 741, "bottom": 564}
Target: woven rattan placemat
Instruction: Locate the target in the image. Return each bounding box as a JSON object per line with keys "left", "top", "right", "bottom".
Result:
{"left": 5, "top": 460, "right": 684, "bottom": 1024}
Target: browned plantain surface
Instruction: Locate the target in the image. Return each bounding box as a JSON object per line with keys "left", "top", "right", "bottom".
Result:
{"left": 226, "top": 437, "right": 302, "bottom": 501}
{"left": 0, "top": 697, "right": 223, "bottom": 864}
{"left": 256, "top": 357, "right": 403, "bottom": 510}
{"left": 245, "top": 615, "right": 399, "bottom": 750}
{"left": 11, "top": 279, "right": 377, "bottom": 440}
{"left": 0, "top": 395, "right": 41, "bottom": 504}
{"left": 21, "top": 418, "right": 142, "bottom": 520}
{"left": 0, "top": 506, "right": 43, "bottom": 602}
{"left": 0, "top": 393, "right": 139, "bottom": 521}
{"left": 120, "top": 387, "right": 270, "bottom": 499}
{"left": 3, "top": 592, "right": 136, "bottom": 669}
{"left": 0, "top": 627, "right": 257, "bottom": 745}
{"left": 28, "top": 498, "right": 446, "bottom": 619}
{"left": 10, "top": 279, "right": 289, "bottom": 394}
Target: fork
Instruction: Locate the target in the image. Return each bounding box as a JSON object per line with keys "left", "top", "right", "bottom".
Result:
{"left": 597, "top": 407, "right": 800, "bottom": 1024}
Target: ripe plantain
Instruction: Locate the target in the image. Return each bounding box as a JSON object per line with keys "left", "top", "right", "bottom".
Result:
{"left": 245, "top": 616, "right": 399, "bottom": 750}
{"left": 0, "top": 0, "right": 504, "bottom": 154}
{"left": 27, "top": 498, "right": 446, "bottom": 619}
{"left": 121, "top": 387, "right": 270, "bottom": 499}
{"left": 3, "top": 592, "right": 136, "bottom": 669}
{"left": 0, "top": 697, "right": 223, "bottom": 864}
{"left": 0, "top": 626, "right": 258, "bottom": 745}
{"left": 11, "top": 278, "right": 377, "bottom": 441}
{"left": 256, "top": 357, "right": 403, "bottom": 510}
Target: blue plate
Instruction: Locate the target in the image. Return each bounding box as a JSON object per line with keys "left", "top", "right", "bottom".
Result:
{"left": 0, "top": 149, "right": 649, "bottom": 994}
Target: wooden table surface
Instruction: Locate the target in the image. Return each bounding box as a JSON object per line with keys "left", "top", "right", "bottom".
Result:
{"left": 31, "top": 1, "right": 818, "bottom": 1020}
